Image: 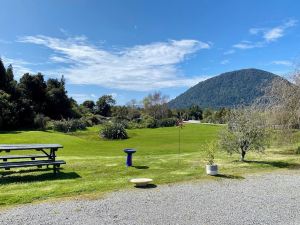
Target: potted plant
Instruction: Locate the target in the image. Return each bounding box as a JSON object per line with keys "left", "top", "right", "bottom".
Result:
{"left": 204, "top": 142, "right": 218, "bottom": 175}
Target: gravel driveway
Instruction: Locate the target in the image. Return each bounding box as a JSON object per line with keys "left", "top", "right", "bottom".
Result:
{"left": 1, "top": 172, "right": 300, "bottom": 225}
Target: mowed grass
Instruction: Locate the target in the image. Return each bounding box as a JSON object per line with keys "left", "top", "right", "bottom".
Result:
{"left": 0, "top": 124, "right": 299, "bottom": 207}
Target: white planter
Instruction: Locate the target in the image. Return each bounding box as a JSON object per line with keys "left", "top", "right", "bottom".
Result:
{"left": 206, "top": 164, "right": 218, "bottom": 175}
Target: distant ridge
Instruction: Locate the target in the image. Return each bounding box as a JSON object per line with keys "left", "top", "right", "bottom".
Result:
{"left": 168, "top": 68, "right": 284, "bottom": 109}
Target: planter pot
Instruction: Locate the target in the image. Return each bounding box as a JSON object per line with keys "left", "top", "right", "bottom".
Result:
{"left": 206, "top": 164, "right": 218, "bottom": 176}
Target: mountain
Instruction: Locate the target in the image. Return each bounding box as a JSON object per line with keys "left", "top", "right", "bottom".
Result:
{"left": 168, "top": 68, "right": 284, "bottom": 109}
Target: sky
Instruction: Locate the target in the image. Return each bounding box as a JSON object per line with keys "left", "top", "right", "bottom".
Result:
{"left": 0, "top": 0, "right": 300, "bottom": 104}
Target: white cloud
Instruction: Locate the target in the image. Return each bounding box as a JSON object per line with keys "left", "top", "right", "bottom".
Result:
{"left": 263, "top": 27, "right": 284, "bottom": 42}
{"left": 1, "top": 56, "right": 35, "bottom": 79}
{"left": 234, "top": 19, "right": 297, "bottom": 50}
{"left": 220, "top": 59, "right": 230, "bottom": 65}
{"left": 249, "top": 28, "right": 264, "bottom": 35}
{"left": 69, "top": 93, "right": 97, "bottom": 103}
{"left": 223, "top": 49, "right": 235, "bottom": 55}
{"left": 271, "top": 60, "right": 293, "bottom": 66}
{"left": 18, "top": 35, "right": 211, "bottom": 91}
{"left": 251, "top": 19, "right": 297, "bottom": 42}
{"left": 233, "top": 41, "right": 264, "bottom": 49}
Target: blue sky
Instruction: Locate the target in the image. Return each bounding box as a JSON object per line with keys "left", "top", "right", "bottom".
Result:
{"left": 0, "top": 0, "right": 300, "bottom": 104}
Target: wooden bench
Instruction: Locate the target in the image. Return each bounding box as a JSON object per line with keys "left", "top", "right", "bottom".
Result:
{"left": 0, "top": 160, "right": 66, "bottom": 170}
{"left": 0, "top": 154, "right": 47, "bottom": 161}
{"left": 0, "top": 144, "right": 66, "bottom": 174}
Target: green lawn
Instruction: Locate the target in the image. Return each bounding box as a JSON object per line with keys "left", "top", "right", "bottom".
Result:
{"left": 0, "top": 124, "right": 299, "bottom": 207}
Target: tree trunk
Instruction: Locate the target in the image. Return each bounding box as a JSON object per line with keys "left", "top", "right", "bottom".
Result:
{"left": 240, "top": 150, "right": 246, "bottom": 162}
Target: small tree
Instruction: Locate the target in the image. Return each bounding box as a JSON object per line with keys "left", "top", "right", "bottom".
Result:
{"left": 219, "top": 108, "right": 268, "bottom": 161}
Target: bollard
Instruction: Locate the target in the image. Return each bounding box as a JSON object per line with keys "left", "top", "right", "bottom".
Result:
{"left": 123, "top": 148, "right": 136, "bottom": 167}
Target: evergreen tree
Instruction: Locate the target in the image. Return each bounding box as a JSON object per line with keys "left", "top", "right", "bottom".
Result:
{"left": 0, "top": 58, "right": 7, "bottom": 91}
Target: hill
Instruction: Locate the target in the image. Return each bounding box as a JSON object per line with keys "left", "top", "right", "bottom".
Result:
{"left": 168, "top": 68, "right": 284, "bottom": 109}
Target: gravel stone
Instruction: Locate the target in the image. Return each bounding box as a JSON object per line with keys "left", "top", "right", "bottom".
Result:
{"left": 1, "top": 172, "right": 300, "bottom": 225}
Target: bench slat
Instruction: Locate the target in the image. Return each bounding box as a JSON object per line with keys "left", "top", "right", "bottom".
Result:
{"left": 0, "top": 160, "right": 66, "bottom": 169}
{"left": 0, "top": 155, "right": 47, "bottom": 160}
{"left": 0, "top": 144, "right": 63, "bottom": 151}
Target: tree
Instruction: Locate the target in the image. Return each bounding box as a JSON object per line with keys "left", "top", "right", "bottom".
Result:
{"left": 142, "top": 91, "right": 170, "bottom": 119}
{"left": 219, "top": 108, "right": 269, "bottom": 161}
{"left": 126, "top": 99, "right": 141, "bottom": 120}
{"left": 202, "top": 108, "right": 213, "bottom": 123}
{"left": 45, "top": 77, "right": 73, "bottom": 119}
{"left": 18, "top": 73, "right": 47, "bottom": 113}
{"left": 5, "top": 64, "right": 17, "bottom": 96}
{"left": 188, "top": 105, "right": 203, "bottom": 120}
{"left": 112, "top": 106, "right": 129, "bottom": 120}
{"left": 0, "top": 90, "right": 18, "bottom": 129}
{"left": 96, "top": 95, "right": 116, "bottom": 117}
{"left": 0, "top": 58, "right": 6, "bottom": 91}
{"left": 256, "top": 72, "right": 300, "bottom": 144}
{"left": 82, "top": 100, "right": 95, "bottom": 112}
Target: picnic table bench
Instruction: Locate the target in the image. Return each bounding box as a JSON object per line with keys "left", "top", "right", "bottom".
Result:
{"left": 0, "top": 144, "right": 66, "bottom": 174}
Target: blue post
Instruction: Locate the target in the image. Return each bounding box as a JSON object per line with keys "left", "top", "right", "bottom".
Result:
{"left": 124, "top": 148, "right": 136, "bottom": 167}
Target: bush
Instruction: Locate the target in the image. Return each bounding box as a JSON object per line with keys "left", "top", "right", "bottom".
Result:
{"left": 295, "top": 146, "right": 300, "bottom": 154}
{"left": 83, "top": 114, "right": 106, "bottom": 125}
{"left": 141, "top": 115, "right": 157, "bottom": 128}
{"left": 100, "top": 122, "right": 128, "bottom": 139}
{"left": 157, "top": 118, "right": 177, "bottom": 127}
{"left": 53, "top": 119, "right": 87, "bottom": 133}
{"left": 127, "top": 121, "right": 145, "bottom": 129}
{"left": 34, "top": 114, "right": 50, "bottom": 130}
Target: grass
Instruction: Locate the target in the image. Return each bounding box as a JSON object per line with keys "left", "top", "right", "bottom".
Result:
{"left": 0, "top": 124, "right": 299, "bottom": 207}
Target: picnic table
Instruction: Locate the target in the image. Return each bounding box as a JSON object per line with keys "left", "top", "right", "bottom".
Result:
{"left": 0, "top": 144, "right": 66, "bottom": 174}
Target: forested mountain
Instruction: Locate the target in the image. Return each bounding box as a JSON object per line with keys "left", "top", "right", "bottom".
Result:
{"left": 168, "top": 68, "right": 284, "bottom": 109}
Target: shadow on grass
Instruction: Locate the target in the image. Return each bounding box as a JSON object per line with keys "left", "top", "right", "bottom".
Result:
{"left": 0, "top": 170, "right": 81, "bottom": 184}
{"left": 214, "top": 174, "right": 245, "bottom": 179}
{"left": 133, "top": 166, "right": 149, "bottom": 169}
{"left": 270, "top": 149, "right": 296, "bottom": 156}
{"left": 0, "top": 130, "right": 23, "bottom": 134}
{"left": 134, "top": 184, "right": 157, "bottom": 189}
{"left": 244, "top": 160, "right": 300, "bottom": 169}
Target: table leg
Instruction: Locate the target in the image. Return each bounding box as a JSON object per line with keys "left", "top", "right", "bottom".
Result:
{"left": 50, "top": 148, "right": 57, "bottom": 161}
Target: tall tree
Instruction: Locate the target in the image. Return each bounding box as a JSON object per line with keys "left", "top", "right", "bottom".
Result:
{"left": 143, "top": 91, "right": 170, "bottom": 119}
{"left": 18, "top": 73, "right": 47, "bottom": 113}
{"left": 45, "top": 77, "right": 73, "bottom": 119}
{"left": 5, "top": 64, "right": 17, "bottom": 96}
{"left": 96, "top": 95, "right": 116, "bottom": 117}
{"left": 0, "top": 58, "right": 7, "bottom": 91}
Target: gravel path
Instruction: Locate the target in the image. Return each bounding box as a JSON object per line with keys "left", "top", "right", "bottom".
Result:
{"left": 1, "top": 172, "right": 300, "bottom": 225}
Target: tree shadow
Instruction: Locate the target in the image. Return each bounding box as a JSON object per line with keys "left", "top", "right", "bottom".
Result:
{"left": 271, "top": 149, "right": 296, "bottom": 156}
{"left": 133, "top": 166, "right": 149, "bottom": 169}
{"left": 134, "top": 184, "right": 157, "bottom": 189}
{"left": 0, "top": 130, "right": 22, "bottom": 134}
{"left": 0, "top": 171, "right": 81, "bottom": 184}
{"left": 214, "top": 174, "right": 245, "bottom": 179}
{"left": 244, "top": 160, "right": 300, "bottom": 169}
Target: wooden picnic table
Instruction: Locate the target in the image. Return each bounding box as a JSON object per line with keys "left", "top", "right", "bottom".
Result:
{"left": 0, "top": 144, "right": 66, "bottom": 174}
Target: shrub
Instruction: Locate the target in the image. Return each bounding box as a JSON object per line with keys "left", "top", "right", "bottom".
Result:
{"left": 127, "top": 121, "right": 145, "bottom": 129}
{"left": 34, "top": 114, "right": 50, "bottom": 130}
{"left": 100, "top": 122, "right": 128, "bottom": 139}
{"left": 53, "top": 119, "right": 87, "bottom": 133}
{"left": 203, "top": 142, "right": 218, "bottom": 165}
{"left": 142, "top": 115, "right": 157, "bottom": 128}
{"left": 157, "top": 118, "right": 177, "bottom": 127}
{"left": 83, "top": 114, "right": 106, "bottom": 125}
{"left": 295, "top": 146, "right": 300, "bottom": 154}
